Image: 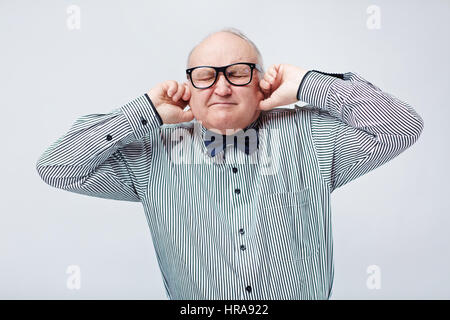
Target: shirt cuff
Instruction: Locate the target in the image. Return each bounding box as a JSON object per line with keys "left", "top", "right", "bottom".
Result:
{"left": 296, "top": 70, "right": 345, "bottom": 110}
{"left": 120, "top": 93, "right": 163, "bottom": 140}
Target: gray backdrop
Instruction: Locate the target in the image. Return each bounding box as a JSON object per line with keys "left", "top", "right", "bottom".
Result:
{"left": 0, "top": 0, "right": 448, "bottom": 299}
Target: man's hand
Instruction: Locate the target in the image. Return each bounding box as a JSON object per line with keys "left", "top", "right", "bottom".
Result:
{"left": 259, "top": 64, "right": 308, "bottom": 110}
{"left": 147, "top": 80, "right": 194, "bottom": 124}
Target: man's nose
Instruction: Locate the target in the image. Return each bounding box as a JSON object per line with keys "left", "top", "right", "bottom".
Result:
{"left": 213, "top": 73, "right": 232, "bottom": 95}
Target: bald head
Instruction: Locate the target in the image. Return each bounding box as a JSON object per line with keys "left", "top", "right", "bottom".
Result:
{"left": 186, "top": 29, "right": 264, "bottom": 75}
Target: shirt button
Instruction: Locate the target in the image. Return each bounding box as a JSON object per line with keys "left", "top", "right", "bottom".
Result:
{"left": 239, "top": 228, "right": 245, "bottom": 235}
{"left": 141, "top": 118, "right": 148, "bottom": 125}
{"left": 232, "top": 167, "right": 238, "bottom": 173}
{"left": 240, "top": 244, "right": 246, "bottom": 251}
{"left": 235, "top": 188, "right": 240, "bottom": 195}
{"left": 245, "top": 285, "right": 252, "bottom": 293}
{"left": 106, "top": 134, "right": 112, "bottom": 141}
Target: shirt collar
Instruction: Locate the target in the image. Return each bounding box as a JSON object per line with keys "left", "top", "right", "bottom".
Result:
{"left": 195, "top": 116, "right": 261, "bottom": 157}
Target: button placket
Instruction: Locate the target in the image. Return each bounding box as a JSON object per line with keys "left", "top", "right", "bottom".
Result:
{"left": 231, "top": 165, "right": 249, "bottom": 291}
{"left": 230, "top": 163, "right": 240, "bottom": 197}
{"left": 238, "top": 224, "right": 247, "bottom": 258}
{"left": 234, "top": 204, "right": 256, "bottom": 300}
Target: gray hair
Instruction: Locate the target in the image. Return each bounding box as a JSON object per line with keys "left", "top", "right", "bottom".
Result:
{"left": 186, "top": 27, "right": 265, "bottom": 78}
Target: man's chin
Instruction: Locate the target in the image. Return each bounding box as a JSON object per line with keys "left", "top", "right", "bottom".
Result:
{"left": 209, "top": 103, "right": 237, "bottom": 109}
{"left": 196, "top": 108, "right": 259, "bottom": 132}
{"left": 201, "top": 118, "right": 244, "bottom": 133}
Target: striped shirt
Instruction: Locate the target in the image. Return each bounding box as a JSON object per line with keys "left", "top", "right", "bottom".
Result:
{"left": 36, "top": 70, "right": 424, "bottom": 300}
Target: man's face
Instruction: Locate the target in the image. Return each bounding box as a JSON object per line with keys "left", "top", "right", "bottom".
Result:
{"left": 187, "top": 32, "right": 264, "bottom": 135}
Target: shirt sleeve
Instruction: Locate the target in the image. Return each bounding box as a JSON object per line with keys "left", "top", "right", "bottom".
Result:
{"left": 296, "top": 70, "right": 424, "bottom": 193}
{"left": 36, "top": 93, "right": 163, "bottom": 202}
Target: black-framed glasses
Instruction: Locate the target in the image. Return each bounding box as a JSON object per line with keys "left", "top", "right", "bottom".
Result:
{"left": 186, "top": 62, "right": 262, "bottom": 89}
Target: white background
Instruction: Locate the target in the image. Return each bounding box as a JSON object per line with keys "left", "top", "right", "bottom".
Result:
{"left": 0, "top": 0, "right": 448, "bottom": 299}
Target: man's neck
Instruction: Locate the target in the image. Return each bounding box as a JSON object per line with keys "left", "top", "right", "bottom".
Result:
{"left": 203, "top": 111, "right": 261, "bottom": 136}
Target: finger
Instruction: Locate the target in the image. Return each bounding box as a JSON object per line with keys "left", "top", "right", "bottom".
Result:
{"left": 182, "top": 83, "right": 191, "bottom": 101}
{"left": 259, "top": 83, "right": 270, "bottom": 100}
{"left": 268, "top": 66, "right": 277, "bottom": 79}
{"left": 259, "top": 92, "right": 279, "bottom": 111}
{"left": 259, "top": 79, "right": 271, "bottom": 92}
{"left": 267, "top": 64, "right": 277, "bottom": 77}
{"left": 172, "top": 83, "right": 184, "bottom": 102}
{"left": 171, "top": 82, "right": 180, "bottom": 99}
{"left": 264, "top": 72, "right": 275, "bottom": 85}
{"left": 268, "top": 65, "right": 282, "bottom": 88}
{"left": 162, "top": 82, "right": 170, "bottom": 97}
{"left": 166, "top": 80, "right": 177, "bottom": 97}
{"left": 273, "top": 63, "right": 281, "bottom": 73}
{"left": 259, "top": 97, "right": 274, "bottom": 111}
{"left": 165, "top": 82, "right": 172, "bottom": 97}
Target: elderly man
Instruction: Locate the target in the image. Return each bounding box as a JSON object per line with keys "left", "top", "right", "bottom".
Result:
{"left": 36, "top": 28, "right": 424, "bottom": 300}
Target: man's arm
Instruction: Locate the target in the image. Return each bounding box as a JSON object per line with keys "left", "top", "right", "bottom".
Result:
{"left": 296, "top": 70, "right": 424, "bottom": 193}
{"left": 36, "top": 94, "right": 163, "bottom": 202}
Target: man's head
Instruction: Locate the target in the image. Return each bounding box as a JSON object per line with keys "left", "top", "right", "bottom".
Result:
{"left": 186, "top": 28, "right": 265, "bottom": 135}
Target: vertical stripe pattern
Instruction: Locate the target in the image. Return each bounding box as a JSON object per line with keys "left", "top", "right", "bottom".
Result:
{"left": 36, "top": 71, "right": 424, "bottom": 299}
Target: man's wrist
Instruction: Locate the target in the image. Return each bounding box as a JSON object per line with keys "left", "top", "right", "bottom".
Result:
{"left": 120, "top": 94, "right": 163, "bottom": 140}
{"left": 296, "top": 70, "right": 344, "bottom": 109}
{"left": 145, "top": 93, "right": 163, "bottom": 126}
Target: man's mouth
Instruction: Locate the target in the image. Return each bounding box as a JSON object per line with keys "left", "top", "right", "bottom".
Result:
{"left": 210, "top": 102, "right": 236, "bottom": 107}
